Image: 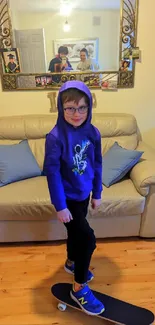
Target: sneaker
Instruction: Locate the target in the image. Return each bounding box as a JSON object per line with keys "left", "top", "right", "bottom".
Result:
{"left": 70, "top": 284, "right": 105, "bottom": 316}
{"left": 64, "top": 261, "right": 94, "bottom": 282}
{"left": 64, "top": 261, "right": 75, "bottom": 275}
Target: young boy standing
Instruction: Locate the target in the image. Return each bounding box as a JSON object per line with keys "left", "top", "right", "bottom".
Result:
{"left": 44, "top": 80, "right": 105, "bottom": 315}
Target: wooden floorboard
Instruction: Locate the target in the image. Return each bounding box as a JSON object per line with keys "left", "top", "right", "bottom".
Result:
{"left": 0, "top": 238, "right": 155, "bottom": 325}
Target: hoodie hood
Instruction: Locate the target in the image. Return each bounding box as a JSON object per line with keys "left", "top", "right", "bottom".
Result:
{"left": 57, "top": 80, "right": 93, "bottom": 128}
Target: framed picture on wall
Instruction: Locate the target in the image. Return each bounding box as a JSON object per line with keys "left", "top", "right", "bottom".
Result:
{"left": 0, "top": 48, "right": 21, "bottom": 73}
{"left": 119, "top": 59, "right": 131, "bottom": 71}
{"left": 35, "top": 75, "right": 53, "bottom": 87}
{"left": 54, "top": 38, "right": 99, "bottom": 62}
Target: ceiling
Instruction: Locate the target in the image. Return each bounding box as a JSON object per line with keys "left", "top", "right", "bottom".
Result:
{"left": 10, "top": 0, "right": 121, "bottom": 12}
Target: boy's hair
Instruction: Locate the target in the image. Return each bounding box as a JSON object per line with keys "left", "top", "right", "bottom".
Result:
{"left": 61, "top": 88, "right": 89, "bottom": 106}
{"left": 58, "top": 46, "right": 68, "bottom": 55}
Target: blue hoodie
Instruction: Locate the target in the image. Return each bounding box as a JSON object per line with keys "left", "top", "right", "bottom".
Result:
{"left": 44, "top": 81, "right": 102, "bottom": 212}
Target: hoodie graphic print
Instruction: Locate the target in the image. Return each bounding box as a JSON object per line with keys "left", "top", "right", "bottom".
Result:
{"left": 72, "top": 140, "right": 90, "bottom": 175}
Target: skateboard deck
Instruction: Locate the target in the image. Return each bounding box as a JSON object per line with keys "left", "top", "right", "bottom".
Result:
{"left": 51, "top": 283, "right": 154, "bottom": 325}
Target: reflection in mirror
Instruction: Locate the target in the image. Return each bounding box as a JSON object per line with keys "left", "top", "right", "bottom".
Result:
{"left": 9, "top": 0, "right": 121, "bottom": 74}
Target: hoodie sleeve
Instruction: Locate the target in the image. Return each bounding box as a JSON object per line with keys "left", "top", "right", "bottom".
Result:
{"left": 48, "top": 59, "right": 54, "bottom": 72}
{"left": 43, "top": 133, "right": 67, "bottom": 212}
{"left": 92, "top": 130, "right": 103, "bottom": 199}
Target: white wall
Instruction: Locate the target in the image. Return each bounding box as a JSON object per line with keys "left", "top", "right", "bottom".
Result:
{"left": 12, "top": 9, "right": 120, "bottom": 71}
{"left": 0, "top": 0, "right": 155, "bottom": 149}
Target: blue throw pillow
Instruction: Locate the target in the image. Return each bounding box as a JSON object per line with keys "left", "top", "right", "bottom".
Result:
{"left": 0, "top": 140, "right": 41, "bottom": 187}
{"left": 102, "top": 142, "right": 143, "bottom": 187}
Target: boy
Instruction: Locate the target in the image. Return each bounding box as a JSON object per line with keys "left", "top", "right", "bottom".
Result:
{"left": 44, "top": 80, "right": 105, "bottom": 315}
{"left": 48, "top": 46, "right": 72, "bottom": 83}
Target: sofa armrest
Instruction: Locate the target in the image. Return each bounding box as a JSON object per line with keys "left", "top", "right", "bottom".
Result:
{"left": 130, "top": 141, "right": 155, "bottom": 196}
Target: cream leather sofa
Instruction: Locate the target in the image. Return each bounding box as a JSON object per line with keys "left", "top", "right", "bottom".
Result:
{"left": 0, "top": 113, "right": 155, "bottom": 243}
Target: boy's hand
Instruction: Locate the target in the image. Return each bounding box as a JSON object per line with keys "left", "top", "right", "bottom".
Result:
{"left": 91, "top": 198, "right": 101, "bottom": 210}
{"left": 61, "top": 63, "right": 68, "bottom": 70}
{"left": 57, "top": 208, "right": 73, "bottom": 223}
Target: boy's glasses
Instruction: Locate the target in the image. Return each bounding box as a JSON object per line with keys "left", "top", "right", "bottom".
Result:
{"left": 64, "top": 106, "right": 88, "bottom": 115}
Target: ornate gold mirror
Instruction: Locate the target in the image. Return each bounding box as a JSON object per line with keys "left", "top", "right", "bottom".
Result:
{"left": 0, "top": 0, "right": 139, "bottom": 91}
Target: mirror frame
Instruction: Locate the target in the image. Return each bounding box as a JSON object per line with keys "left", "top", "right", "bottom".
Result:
{"left": 0, "top": 0, "right": 139, "bottom": 91}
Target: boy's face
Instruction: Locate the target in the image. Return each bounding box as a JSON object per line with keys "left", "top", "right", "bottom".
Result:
{"left": 63, "top": 97, "right": 88, "bottom": 127}
{"left": 60, "top": 52, "right": 67, "bottom": 58}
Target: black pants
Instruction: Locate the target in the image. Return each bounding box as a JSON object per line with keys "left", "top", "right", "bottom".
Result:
{"left": 64, "top": 196, "right": 96, "bottom": 284}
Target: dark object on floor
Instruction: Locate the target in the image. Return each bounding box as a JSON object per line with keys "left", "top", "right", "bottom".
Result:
{"left": 51, "top": 282, "right": 154, "bottom": 325}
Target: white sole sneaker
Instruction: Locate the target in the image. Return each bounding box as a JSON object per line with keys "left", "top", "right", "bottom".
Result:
{"left": 64, "top": 265, "right": 74, "bottom": 275}
{"left": 70, "top": 290, "right": 105, "bottom": 316}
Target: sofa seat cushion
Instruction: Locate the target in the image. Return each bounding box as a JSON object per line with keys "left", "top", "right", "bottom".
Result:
{"left": 0, "top": 177, "right": 145, "bottom": 222}
{"left": 89, "top": 179, "right": 145, "bottom": 218}
{"left": 0, "top": 176, "right": 56, "bottom": 221}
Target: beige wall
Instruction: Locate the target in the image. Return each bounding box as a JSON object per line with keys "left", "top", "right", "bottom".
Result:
{"left": 0, "top": 0, "right": 155, "bottom": 148}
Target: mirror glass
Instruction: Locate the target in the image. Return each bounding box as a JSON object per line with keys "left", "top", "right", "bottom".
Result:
{"left": 9, "top": 0, "right": 121, "bottom": 74}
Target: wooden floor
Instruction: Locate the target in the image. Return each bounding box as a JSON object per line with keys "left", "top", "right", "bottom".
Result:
{"left": 0, "top": 238, "right": 155, "bottom": 325}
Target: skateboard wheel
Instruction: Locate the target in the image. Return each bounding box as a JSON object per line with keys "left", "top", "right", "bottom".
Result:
{"left": 58, "top": 303, "right": 67, "bottom": 311}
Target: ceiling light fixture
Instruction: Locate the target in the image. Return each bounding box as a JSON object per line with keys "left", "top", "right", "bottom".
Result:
{"left": 60, "top": 0, "right": 72, "bottom": 16}
{"left": 63, "top": 19, "right": 70, "bottom": 32}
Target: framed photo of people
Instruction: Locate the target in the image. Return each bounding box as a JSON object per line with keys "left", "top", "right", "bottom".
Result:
{"left": 0, "top": 48, "right": 21, "bottom": 73}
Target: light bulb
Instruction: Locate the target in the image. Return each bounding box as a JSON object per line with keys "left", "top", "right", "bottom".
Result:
{"left": 63, "top": 21, "right": 70, "bottom": 32}
{"left": 60, "top": 3, "right": 72, "bottom": 16}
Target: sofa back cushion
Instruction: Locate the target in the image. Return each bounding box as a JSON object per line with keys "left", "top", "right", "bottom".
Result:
{"left": 92, "top": 113, "right": 138, "bottom": 154}
{"left": 0, "top": 114, "right": 57, "bottom": 169}
{"left": 0, "top": 113, "right": 139, "bottom": 169}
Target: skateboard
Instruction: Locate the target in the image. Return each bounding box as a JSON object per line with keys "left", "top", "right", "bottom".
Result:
{"left": 51, "top": 283, "right": 154, "bottom": 325}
